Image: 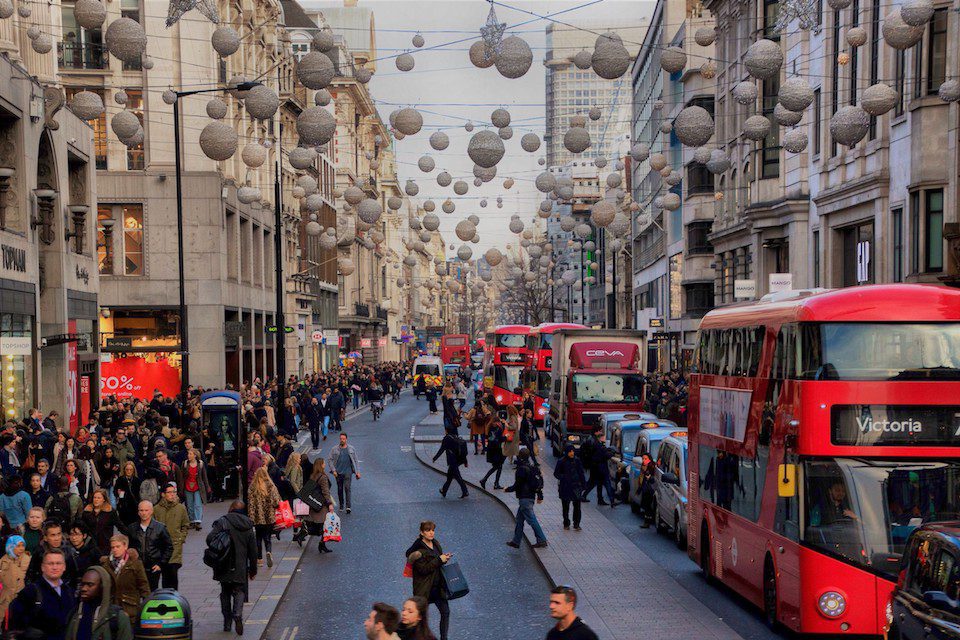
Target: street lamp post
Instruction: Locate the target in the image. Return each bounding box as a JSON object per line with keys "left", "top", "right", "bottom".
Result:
{"left": 172, "top": 81, "right": 260, "bottom": 427}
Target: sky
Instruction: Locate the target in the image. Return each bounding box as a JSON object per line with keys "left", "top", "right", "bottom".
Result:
{"left": 302, "top": 0, "right": 654, "bottom": 254}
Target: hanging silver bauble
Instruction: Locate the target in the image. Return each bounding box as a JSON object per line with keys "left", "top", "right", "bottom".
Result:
{"left": 394, "top": 108, "right": 423, "bottom": 135}
{"left": 498, "top": 126, "right": 513, "bottom": 140}
{"left": 660, "top": 46, "right": 686, "bottom": 73}
{"left": 429, "top": 131, "right": 449, "bottom": 151}
{"left": 939, "top": 80, "right": 960, "bottom": 102}
{"left": 901, "top": 0, "right": 935, "bottom": 26}
{"left": 69, "top": 91, "right": 105, "bottom": 121}
{"left": 882, "top": 10, "right": 925, "bottom": 49}
{"left": 142, "top": 57, "right": 154, "bottom": 70}
{"left": 535, "top": 171, "right": 556, "bottom": 193}
{"left": 469, "top": 40, "right": 495, "bottom": 69}
{"left": 287, "top": 146, "right": 315, "bottom": 170}
{"left": 830, "top": 105, "right": 870, "bottom": 146}
{"left": 241, "top": 142, "right": 268, "bottom": 168}
{"left": 733, "top": 81, "right": 758, "bottom": 105}
{"left": 509, "top": 218, "right": 525, "bottom": 234}
{"left": 742, "top": 115, "right": 772, "bottom": 141}
{"left": 594, "top": 157, "right": 607, "bottom": 169}
{"left": 211, "top": 26, "right": 240, "bottom": 57}
{"left": 74, "top": 0, "right": 106, "bottom": 29}
{"left": 664, "top": 171, "right": 682, "bottom": 187}
{"left": 199, "top": 121, "right": 237, "bottom": 161}
{"left": 422, "top": 212, "right": 440, "bottom": 231}
{"left": 405, "top": 180, "right": 419, "bottom": 196}
{"left": 572, "top": 49, "right": 592, "bottom": 70}
{"left": 590, "top": 200, "right": 616, "bottom": 227}
{"left": 237, "top": 186, "right": 260, "bottom": 204}
{"left": 296, "top": 52, "right": 335, "bottom": 89}
{"left": 694, "top": 26, "right": 717, "bottom": 46}
{"left": 436, "top": 171, "right": 452, "bottom": 187}
{"left": 419, "top": 231, "right": 431, "bottom": 243}
{"left": 673, "top": 105, "right": 715, "bottom": 147}
{"left": 591, "top": 39, "right": 631, "bottom": 79}
{"left": 538, "top": 158, "right": 546, "bottom": 165}
{"left": 484, "top": 248, "right": 503, "bottom": 266}
{"left": 305, "top": 215, "right": 322, "bottom": 237}
{"left": 706, "top": 149, "right": 731, "bottom": 174}
{"left": 467, "top": 130, "right": 505, "bottom": 168}
{"left": 778, "top": 76, "right": 815, "bottom": 111}
{"left": 564, "top": 126, "right": 591, "bottom": 153}
{"left": 342, "top": 186, "right": 364, "bottom": 206}
{"left": 457, "top": 245, "right": 473, "bottom": 261}
{"left": 442, "top": 199, "right": 455, "bottom": 214}
{"left": 161, "top": 89, "right": 177, "bottom": 105}
{"left": 491, "top": 108, "right": 511, "bottom": 128}
{"left": 297, "top": 175, "right": 318, "bottom": 194}
{"left": 227, "top": 76, "right": 250, "bottom": 99}
{"left": 474, "top": 178, "right": 483, "bottom": 187}
{"left": 744, "top": 38, "right": 783, "bottom": 80}
{"left": 418, "top": 155, "right": 435, "bottom": 172}
{"left": 111, "top": 110, "right": 141, "bottom": 140}
{"left": 559, "top": 216, "right": 577, "bottom": 232}
{"left": 573, "top": 223, "right": 592, "bottom": 239}
{"left": 588, "top": 106, "right": 602, "bottom": 121}
{"left": 846, "top": 26, "right": 867, "bottom": 48}
{"left": 773, "top": 103, "right": 803, "bottom": 126}
{"left": 296, "top": 107, "right": 336, "bottom": 145}
{"left": 338, "top": 258, "right": 355, "bottom": 276}
{"left": 314, "top": 89, "right": 332, "bottom": 106}
{"left": 357, "top": 198, "right": 382, "bottom": 224}
{"left": 313, "top": 30, "right": 335, "bottom": 52}
{"left": 412, "top": 33, "right": 425, "bottom": 48}
{"left": 661, "top": 192, "right": 681, "bottom": 211}
{"left": 453, "top": 180, "right": 469, "bottom": 195}
{"left": 105, "top": 17, "right": 147, "bottom": 63}
{"left": 693, "top": 146, "right": 712, "bottom": 164}
{"left": 244, "top": 84, "right": 279, "bottom": 121}
{"left": 370, "top": 230, "right": 385, "bottom": 245}
{"left": 292, "top": 186, "right": 305, "bottom": 199}
{"left": 520, "top": 133, "right": 541, "bottom": 152}
{"left": 17, "top": 3, "right": 28, "bottom": 17}
{"left": 455, "top": 220, "right": 476, "bottom": 241}
{"left": 861, "top": 82, "right": 899, "bottom": 115}
{"left": 539, "top": 200, "right": 553, "bottom": 213}
{"left": 395, "top": 53, "right": 415, "bottom": 72}
{"left": 354, "top": 67, "right": 372, "bottom": 84}
{"left": 114, "top": 90, "right": 128, "bottom": 105}
{"left": 782, "top": 129, "right": 809, "bottom": 153}
{"left": 205, "top": 97, "right": 227, "bottom": 119}
{"left": 494, "top": 35, "right": 533, "bottom": 79}
{"left": 503, "top": 178, "right": 514, "bottom": 189}
{"left": 648, "top": 152, "right": 668, "bottom": 171}
{"left": 0, "top": 0, "right": 12, "bottom": 19}
{"left": 608, "top": 213, "right": 630, "bottom": 236}
{"left": 630, "top": 143, "right": 650, "bottom": 161}
{"left": 605, "top": 173, "right": 622, "bottom": 188}
{"left": 387, "top": 196, "right": 404, "bottom": 211}
{"left": 423, "top": 200, "right": 435, "bottom": 212}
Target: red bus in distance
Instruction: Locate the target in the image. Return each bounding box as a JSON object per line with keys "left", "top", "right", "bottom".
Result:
{"left": 481, "top": 325, "right": 532, "bottom": 409}
{"left": 687, "top": 285, "right": 960, "bottom": 637}
{"left": 522, "top": 322, "right": 586, "bottom": 423}
{"left": 440, "top": 334, "right": 469, "bottom": 365}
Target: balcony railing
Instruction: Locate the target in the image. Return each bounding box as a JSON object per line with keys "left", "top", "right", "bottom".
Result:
{"left": 58, "top": 42, "right": 108, "bottom": 70}
{"left": 636, "top": 236, "right": 666, "bottom": 270}
{"left": 354, "top": 302, "right": 369, "bottom": 317}
{"left": 375, "top": 306, "right": 388, "bottom": 321}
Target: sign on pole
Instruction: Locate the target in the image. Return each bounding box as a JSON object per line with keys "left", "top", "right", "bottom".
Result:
{"left": 768, "top": 273, "right": 793, "bottom": 294}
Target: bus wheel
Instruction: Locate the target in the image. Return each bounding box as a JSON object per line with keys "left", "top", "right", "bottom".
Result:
{"left": 674, "top": 514, "right": 686, "bottom": 550}
{"left": 699, "top": 525, "right": 713, "bottom": 583}
{"left": 763, "top": 557, "right": 778, "bottom": 630}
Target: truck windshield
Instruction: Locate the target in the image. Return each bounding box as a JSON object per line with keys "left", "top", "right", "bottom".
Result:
{"left": 571, "top": 374, "right": 645, "bottom": 403}
{"left": 799, "top": 323, "right": 960, "bottom": 380}
{"left": 803, "top": 458, "right": 960, "bottom": 581}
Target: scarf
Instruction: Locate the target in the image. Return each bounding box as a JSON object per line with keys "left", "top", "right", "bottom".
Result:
{"left": 110, "top": 551, "right": 128, "bottom": 573}
{"left": 5, "top": 535, "right": 24, "bottom": 558}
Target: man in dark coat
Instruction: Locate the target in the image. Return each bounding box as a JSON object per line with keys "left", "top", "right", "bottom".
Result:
{"left": 305, "top": 398, "right": 323, "bottom": 450}
{"left": 126, "top": 501, "right": 173, "bottom": 592}
{"left": 553, "top": 445, "right": 586, "bottom": 530}
{"left": 433, "top": 429, "right": 468, "bottom": 499}
{"left": 208, "top": 500, "right": 257, "bottom": 635}
{"left": 580, "top": 428, "right": 616, "bottom": 506}
{"left": 10, "top": 548, "right": 77, "bottom": 640}
{"left": 328, "top": 388, "right": 345, "bottom": 432}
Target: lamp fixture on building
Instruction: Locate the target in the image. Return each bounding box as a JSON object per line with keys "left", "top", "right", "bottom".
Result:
{"left": 101, "top": 218, "right": 115, "bottom": 273}
{"left": 31, "top": 187, "right": 57, "bottom": 245}
{"left": 0, "top": 166, "right": 15, "bottom": 230}
{"left": 65, "top": 204, "right": 89, "bottom": 254}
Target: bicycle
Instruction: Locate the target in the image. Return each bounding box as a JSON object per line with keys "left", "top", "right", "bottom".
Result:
{"left": 372, "top": 399, "right": 384, "bottom": 421}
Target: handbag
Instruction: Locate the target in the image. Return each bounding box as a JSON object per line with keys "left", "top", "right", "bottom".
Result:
{"left": 322, "top": 512, "right": 342, "bottom": 542}
{"left": 292, "top": 498, "right": 311, "bottom": 517}
{"left": 274, "top": 500, "right": 295, "bottom": 529}
{"left": 402, "top": 562, "right": 413, "bottom": 578}
{"left": 440, "top": 560, "right": 469, "bottom": 600}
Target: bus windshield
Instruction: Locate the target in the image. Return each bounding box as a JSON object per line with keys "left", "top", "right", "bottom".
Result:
{"left": 540, "top": 334, "right": 553, "bottom": 350}
{"left": 493, "top": 365, "right": 522, "bottom": 392}
{"left": 572, "top": 374, "right": 645, "bottom": 403}
{"left": 803, "top": 458, "right": 960, "bottom": 581}
{"left": 496, "top": 334, "right": 527, "bottom": 348}
{"left": 800, "top": 323, "right": 960, "bottom": 380}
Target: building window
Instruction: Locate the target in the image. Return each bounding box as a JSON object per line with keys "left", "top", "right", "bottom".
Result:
{"left": 126, "top": 90, "right": 144, "bottom": 170}
{"left": 891, "top": 208, "right": 903, "bottom": 282}
{"left": 685, "top": 283, "right": 714, "bottom": 318}
{"left": 849, "top": 0, "right": 859, "bottom": 105}
{"left": 65, "top": 88, "right": 106, "bottom": 168}
{"left": 812, "top": 230, "right": 820, "bottom": 287}
{"left": 688, "top": 96, "right": 714, "bottom": 118}
{"left": 910, "top": 191, "right": 920, "bottom": 274}
{"left": 120, "top": 0, "right": 141, "bottom": 71}
{"left": 761, "top": 76, "right": 780, "bottom": 178}
{"left": 59, "top": 2, "right": 105, "bottom": 70}
{"left": 669, "top": 254, "right": 682, "bottom": 320}
{"left": 0, "top": 312, "right": 34, "bottom": 422}
{"left": 841, "top": 221, "right": 874, "bottom": 286}
{"left": 830, "top": 9, "right": 841, "bottom": 156}
{"left": 121, "top": 204, "right": 144, "bottom": 275}
{"left": 293, "top": 41, "right": 310, "bottom": 61}
{"left": 686, "top": 163, "right": 713, "bottom": 196}
{"left": 96, "top": 206, "right": 112, "bottom": 274}
{"left": 925, "top": 189, "right": 944, "bottom": 273}
{"left": 927, "top": 9, "right": 947, "bottom": 95}
{"left": 895, "top": 49, "right": 906, "bottom": 117}
{"left": 912, "top": 38, "right": 923, "bottom": 99}
{"left": 763, "top": 0, "right": 780, "bottom": 39}
{"left": 812, "top": 88, "right": 821, "bottom": 156}
{"left": 687, "top": 221, "right": 713, "bottom": 255}
{"left": 868, "top": 0, "right": 880, "bottom": 138}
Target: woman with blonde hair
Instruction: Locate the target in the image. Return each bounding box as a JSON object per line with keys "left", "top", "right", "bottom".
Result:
{"left": 114, "top": 460, "right": 141, "bottom": 526}
{"left": 247, "top": 465, "right": 280, "bottom": 567}
{"left": 501, "top": 405, "right": 521, "bottom": 463}
{"left": 284, "top": 452, "right": 303, "bottom": 495}
{"left": 299, "top": 458, "right": 334, "bottom": 553}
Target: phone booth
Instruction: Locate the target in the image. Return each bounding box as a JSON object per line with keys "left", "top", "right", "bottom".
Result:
{"left": 201, "top": 390, "right": 244, "bottom": 499}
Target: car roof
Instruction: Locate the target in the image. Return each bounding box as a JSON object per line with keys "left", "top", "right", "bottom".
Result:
{"left": 640, "top": 426, "right": 686, "bottom": 440}
{"left": 662, "top": 435, "right": 689, "bottom": 450}
{"left": 603, "top": 412, "right": 656, "bottom": 423}
{"left": 618, "top": 419, "right": 668, "bottom": 431}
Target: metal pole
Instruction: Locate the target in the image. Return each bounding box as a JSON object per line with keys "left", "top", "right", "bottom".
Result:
{"left": 580, "top": 245, "right": 585, "bottom": 323}
{"left": 274, "top": 80, "right": 286, "bottom": 430}
{"left": 173, "top": 96, "right": 189, "bottom": 429}
{"left": 612, "top": 248, "right": 618, "bottom": 329}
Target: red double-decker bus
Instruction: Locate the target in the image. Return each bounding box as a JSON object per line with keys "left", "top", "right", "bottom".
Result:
{"left": 440, "top": 334, "right": 469, "bottom": 365}
{"left": 481, "top": 325, "right": 532, "bottom": 409}
{"left": 522, "top": 322, "right": 586, "bottom": 423}
{"left": 688, "top": 285, "right": 960, "bottom": 636}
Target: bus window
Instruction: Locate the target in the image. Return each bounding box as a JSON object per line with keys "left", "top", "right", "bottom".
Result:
{"left": 493, "top": 365, "right": 522, "bottom": 392}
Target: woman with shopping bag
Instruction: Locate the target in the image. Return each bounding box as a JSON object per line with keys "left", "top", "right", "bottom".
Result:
{"left": 295, "top": 458, "right": 335, "bottom": 553}
{"left": 248, "top": 465, "right": 281, "bottom": 567}
{"left": 405, "top": 521, "right": 455, "bottom": 640}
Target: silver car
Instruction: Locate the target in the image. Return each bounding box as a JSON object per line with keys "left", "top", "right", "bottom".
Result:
{"left": 652, "top": 434, "right": 689, "bottom": 549}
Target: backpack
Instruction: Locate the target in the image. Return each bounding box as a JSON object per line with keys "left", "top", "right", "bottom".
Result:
{"left": 203, "top": 526, "right": 234, "bottom": 572}
{"left": 140, "top": 478, "right": 159, "bottom": 505}
{"left": 456, "top": 438, "right": 468, "bottom": 465}
{"left": 46, "top": 493, "right": 74, "bottom": 527}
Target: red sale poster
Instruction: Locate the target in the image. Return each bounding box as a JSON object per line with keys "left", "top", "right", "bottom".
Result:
{"left": 100, "top": 357, "right": 181, "bottom": 400}
{"left": 68, "top": 320, "right": 78, "bottom": 433}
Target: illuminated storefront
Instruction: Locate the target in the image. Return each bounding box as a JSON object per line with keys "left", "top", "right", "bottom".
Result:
{"left": 0, "top": 312, "right": 34, "bottom": 423}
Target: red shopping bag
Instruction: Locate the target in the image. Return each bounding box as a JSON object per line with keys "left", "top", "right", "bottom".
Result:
{"left": 274, "top": 500, "right": 295, "bottom": 529}
{"left": 403, "top": 562, "right": 413, "bottom": 578}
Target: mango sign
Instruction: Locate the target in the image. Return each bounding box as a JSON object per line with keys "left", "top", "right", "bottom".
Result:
{"left": 100, "top": 357, "right": 181, "bottom": 400}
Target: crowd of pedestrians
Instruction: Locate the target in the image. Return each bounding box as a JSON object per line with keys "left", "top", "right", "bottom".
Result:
{"left": 0, "top": 360, "right": 409, "bottom": 639}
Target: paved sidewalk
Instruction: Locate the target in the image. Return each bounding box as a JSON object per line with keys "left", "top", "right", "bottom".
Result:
{"left": 179, "top": 401, "right": 374, "bottom": 639}
{"left": 413, "top": 414, "right": 743, "bottom": 640}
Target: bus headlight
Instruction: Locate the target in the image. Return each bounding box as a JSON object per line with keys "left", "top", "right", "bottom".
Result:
{"left": 817, "top": 591, "right": 847, "bottom": 618}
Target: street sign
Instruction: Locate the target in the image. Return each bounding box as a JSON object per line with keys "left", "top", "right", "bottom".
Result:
{"left": 265, "top": 326, "right": 295, "bottom": 334}
{"left": 768, "top": 273, "right": 793, "bottom": 294}
{"left": 360, "top": 338, "right": 372, "bottom": 348}
{"left": 377, "top": 337, "right": 387, "bottom": 347}
{"left": 311, "top": 330, "right": 323, "bottom": 343}
{"left": 649, "top": 318, "right": 664, "bottom": 328}
{"left": 734, "top": 279, "right": 756, "bottom": 299}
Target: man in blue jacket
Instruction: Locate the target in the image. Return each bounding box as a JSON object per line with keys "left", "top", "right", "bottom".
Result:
{"left": 10, "top": 548, "right": 76, "bottom": 640}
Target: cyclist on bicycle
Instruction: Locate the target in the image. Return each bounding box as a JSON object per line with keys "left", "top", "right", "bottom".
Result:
{"left": 369, "top": 380, "right": 385, "bottom": 419}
